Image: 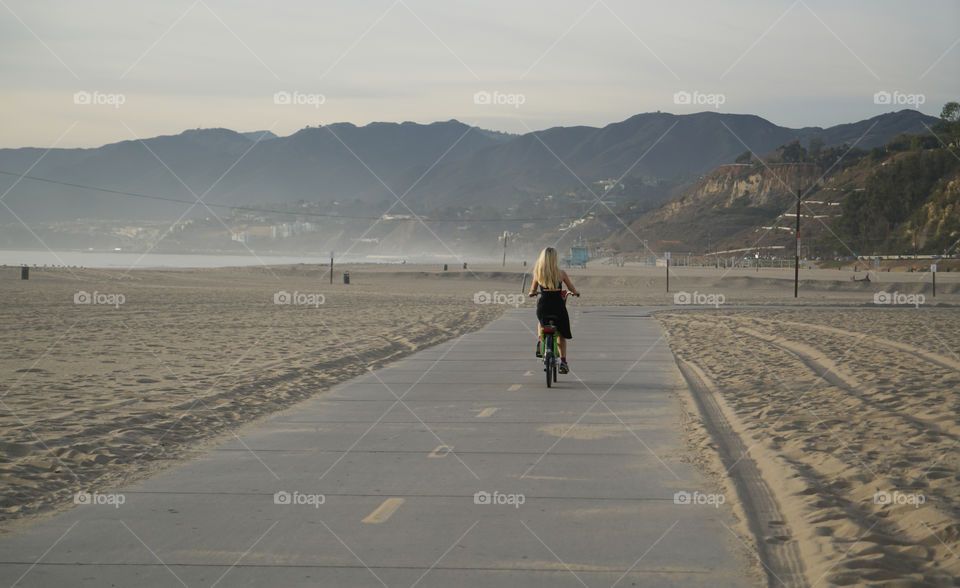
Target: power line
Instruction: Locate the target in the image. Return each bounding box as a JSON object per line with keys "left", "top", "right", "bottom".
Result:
{"left": 0, "top": 169, "right": 643, "bottom": 224}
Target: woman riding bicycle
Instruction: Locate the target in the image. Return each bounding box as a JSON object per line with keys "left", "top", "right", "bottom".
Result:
{"left": 528, "top": 247, "right": 580, "bottom": 373}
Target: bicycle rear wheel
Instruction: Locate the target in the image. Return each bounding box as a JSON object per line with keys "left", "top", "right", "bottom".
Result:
{"left": 544, "top": 334, "right": 554, "bottom": 388}
{"left": 545, "top": 353, "right": 553, "bottom": 387}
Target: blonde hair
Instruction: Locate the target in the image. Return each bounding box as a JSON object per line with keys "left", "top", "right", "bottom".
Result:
{"left": 533, "top": 247, "right": 561, "bottom": 289}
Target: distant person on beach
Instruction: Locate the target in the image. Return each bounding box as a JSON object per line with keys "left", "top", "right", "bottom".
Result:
{"left": 528, "top": 247, "right": 580, "bottom": 373}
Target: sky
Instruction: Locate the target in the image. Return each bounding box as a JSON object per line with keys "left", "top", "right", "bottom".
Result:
{"left": 1, "top": 0, "right": 957, "bottom": 148}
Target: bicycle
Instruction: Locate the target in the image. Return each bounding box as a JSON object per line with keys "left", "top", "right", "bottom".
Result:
{"left": 539, "top": 317, "right": 560, "bottom": 387}
{"left": 534, "top": 290, "right": 578, "bottom": 388}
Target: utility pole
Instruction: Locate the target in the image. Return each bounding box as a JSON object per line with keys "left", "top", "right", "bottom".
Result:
{"left": 501, "top": 231, "right": 508, "bottom": 267}
{"left": 794, "top": 187, "right": 802, "bottom": 298}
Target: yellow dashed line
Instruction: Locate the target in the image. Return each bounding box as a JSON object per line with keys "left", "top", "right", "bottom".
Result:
{"left": 508, "top": 384, "right": 522, "bottom": 391}
{"left": 362, "top": 498, "right": 404, "bottom": 524}
{"left": 477, "top": 407, "right": 499, "bottom": 418}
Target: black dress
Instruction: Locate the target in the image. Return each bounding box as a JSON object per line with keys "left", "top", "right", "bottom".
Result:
{"left": 536, "top": 285, "right": 572, "bottom": 339}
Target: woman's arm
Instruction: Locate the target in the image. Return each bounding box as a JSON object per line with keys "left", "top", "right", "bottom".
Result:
{"left": 560, "top": 271, "right": 580, "bottom": 295}
{"left": 528, "top": 278, "right": 539, "bottom": 297}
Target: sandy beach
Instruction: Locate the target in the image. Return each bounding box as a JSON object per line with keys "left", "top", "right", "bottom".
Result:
{"left": 2, "top": 261, "right": 958, "bottom": 585}
{"left": 1, "top": 264, "right": 514, "bottom": 525}
{"left": 657, "top": 308, "right": 960, "bottom": 585}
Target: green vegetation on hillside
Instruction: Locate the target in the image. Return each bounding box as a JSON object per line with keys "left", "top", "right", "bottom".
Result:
{"left": 830, "top": 102, "right": 960, "bottom": 255}
{"left": 766, "top": 139, "right": 867, "bottom": 169}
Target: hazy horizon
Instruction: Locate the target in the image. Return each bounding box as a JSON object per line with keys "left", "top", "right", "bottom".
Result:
{"left": 0, "top": 107, "right": 941, "bottom": 151}
{"left": 2, "top": 0, "right": 956, "bottom": 149}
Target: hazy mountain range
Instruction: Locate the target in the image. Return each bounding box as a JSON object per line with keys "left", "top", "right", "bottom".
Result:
{"left": 0, "top": 109, "right": 937, "bottom": 223}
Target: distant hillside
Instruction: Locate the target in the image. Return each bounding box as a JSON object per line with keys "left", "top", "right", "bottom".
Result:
{"left": 241, "top": 130, "right": 278, "bottom": 142}
{"left": 0, "top": 110, "right": 938, "bottom": 225}
{"left": 833, "top": 152, "right": 960, "bottom": 256}
{"left": 395, "top": 110, "right": 937, "bottom": 210}
{"left": 605, "top": 105, "right": 960, "bottom": 259}
{"left": 607, "top": 163, "right": 824, "bottom": 254}
{"left": 803, "top": 108, "right": 960, "bottom": 258}
{"left": 0, "top": 120, "right": 511, "bottom": 222}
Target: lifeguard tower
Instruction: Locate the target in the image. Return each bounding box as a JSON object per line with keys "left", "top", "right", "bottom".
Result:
{"left": 562, "top": 246, "right": 589, "bottom": 268}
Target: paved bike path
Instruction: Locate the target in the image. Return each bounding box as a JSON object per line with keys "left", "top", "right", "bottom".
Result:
{"left": 0, "top": 307, "right": 756, "bottom": 587}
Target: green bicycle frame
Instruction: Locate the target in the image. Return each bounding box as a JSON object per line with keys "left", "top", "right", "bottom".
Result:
{"left": 539, "top": 326, "right": 560, "bottom": 357}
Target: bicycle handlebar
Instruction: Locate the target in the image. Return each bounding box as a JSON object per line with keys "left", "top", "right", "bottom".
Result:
{"left": 529, "top": 290, "right": 581, "bottom": 298}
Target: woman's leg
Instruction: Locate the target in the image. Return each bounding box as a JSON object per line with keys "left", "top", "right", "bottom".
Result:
{"left": 559, "top": 337, "right": 567, "bottom": 358}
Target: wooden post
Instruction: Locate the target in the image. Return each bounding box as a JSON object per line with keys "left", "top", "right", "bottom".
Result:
{"left": 665, "top": 251, "right": 670, "bottom": 292}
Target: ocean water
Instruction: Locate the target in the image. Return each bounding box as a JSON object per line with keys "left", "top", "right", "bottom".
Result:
{"left": 0, "top": 249, "right": 337, "bottom": 269}
{"left": 0, "top": 250, "right": 465, "bottom": 269}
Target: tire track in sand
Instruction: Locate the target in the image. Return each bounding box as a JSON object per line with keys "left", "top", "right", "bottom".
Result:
{"left": 675, "top": 358, "right": 808, "bottom": 588}
{"left": 735, "top": 326, "right": 960, "bottom": 441}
